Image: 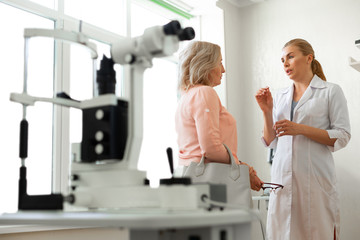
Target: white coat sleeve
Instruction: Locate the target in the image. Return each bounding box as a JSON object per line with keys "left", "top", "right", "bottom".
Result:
{"left": 326, "top": 84, "right": 351, "bottom": 152}
{"left": 261, "top": 136, "right": 278, "bottom": 148}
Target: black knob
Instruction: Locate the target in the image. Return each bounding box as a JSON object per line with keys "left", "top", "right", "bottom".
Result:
{"left": 166, "top": 147, "right": 174, "bottom": 175}
{"left": 70, "top": 174, "right": 79, "bottom": 181}
{"left": 97, "top": 55, "right": 116, "bottom": 95}
{"left": 163, "top": 20, "right": 181, "bottom": 35}
{"left": 177, "top": 27, "right": 195, "bottom": 41}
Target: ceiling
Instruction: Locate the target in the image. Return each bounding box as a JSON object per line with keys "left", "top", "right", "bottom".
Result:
{"left": 225, "top": 0, "right": 265, "bottom": 8}
{"left": 173, "top": 0, "right": 264, "bottom": 14}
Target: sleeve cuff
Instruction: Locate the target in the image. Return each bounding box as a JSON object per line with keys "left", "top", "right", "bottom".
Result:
{"left": 261, "top": 136, "right": 277, "bottom": 149}
{"left": 327, "top": 129, "right": 351, "bottom": 152}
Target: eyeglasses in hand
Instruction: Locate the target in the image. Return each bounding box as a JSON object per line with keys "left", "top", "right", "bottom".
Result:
{"left": 261, "top": 182, "right": 284, "bottom": 193}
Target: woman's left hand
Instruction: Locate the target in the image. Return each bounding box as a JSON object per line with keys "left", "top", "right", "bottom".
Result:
{"left": 273, "top": 119, "right": 303, "bottom": 137}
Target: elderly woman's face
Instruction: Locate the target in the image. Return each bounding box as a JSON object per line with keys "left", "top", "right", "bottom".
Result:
{"left": 209, "top": 53, "right": 225, "bottom": 87}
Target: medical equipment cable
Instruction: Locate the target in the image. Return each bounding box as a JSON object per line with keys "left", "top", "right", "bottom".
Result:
{"left": 201, "top": 195, "right": 266, "bottom": 240}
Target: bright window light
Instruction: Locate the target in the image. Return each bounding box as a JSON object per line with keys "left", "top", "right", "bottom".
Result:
{"left": 138, "top": 58, "right": 179, "bottom": 185}
{"left": 131, "top": 2, "right": 181, "bottom": 185}
{"left": 64, "top": 0, "right": 126, "bottom": 35}
{"left": 29, "top": 0, "right": 55, "bottom": 9}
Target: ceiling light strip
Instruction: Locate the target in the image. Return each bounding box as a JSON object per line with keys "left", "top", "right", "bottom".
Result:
{"left": 148, "top": 0, "right": 194, "bottom": 19}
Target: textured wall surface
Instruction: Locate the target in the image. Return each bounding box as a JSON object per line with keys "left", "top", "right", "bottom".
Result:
{"left": 219, "top": 0, "right": 360, "bottom": 239}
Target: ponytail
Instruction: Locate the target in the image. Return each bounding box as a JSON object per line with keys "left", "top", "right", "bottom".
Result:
{"left": 311, "top": 59, "right": 326, "bottom": 81}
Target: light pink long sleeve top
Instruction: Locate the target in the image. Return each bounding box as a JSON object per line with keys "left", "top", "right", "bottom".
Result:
{"left": 175, "top": 85, "right": 240, "bottom": 166}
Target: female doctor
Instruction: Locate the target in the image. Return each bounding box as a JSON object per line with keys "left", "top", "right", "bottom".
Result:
{"left": 255, "top": 38, "right": 351, "bottom": 240}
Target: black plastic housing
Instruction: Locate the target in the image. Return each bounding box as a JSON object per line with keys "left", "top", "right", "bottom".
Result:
{"left": 18, "top": 166, "right": 63, "bottom": 210}
{"left": 81, "top": 100, "right": 128, "bottom": 162}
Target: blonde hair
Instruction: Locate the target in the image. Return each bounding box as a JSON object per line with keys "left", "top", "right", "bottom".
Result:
{"left": 178, "top": 41, "right": 221, "bottom": 90}
{"left": 283, "top": 38, "right": 326, "bottom": 81}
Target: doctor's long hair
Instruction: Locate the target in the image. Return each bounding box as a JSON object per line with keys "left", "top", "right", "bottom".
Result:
{"left": 284, "top": 38, "right": 326, "bottom": 81}
{"left": 178, "top": 41, "right": 221, "bottom": 91}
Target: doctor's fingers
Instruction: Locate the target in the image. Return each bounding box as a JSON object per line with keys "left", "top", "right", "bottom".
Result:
{"left": 274, "top": 119, "right": 290, "bottom": 125}
{"left": 273, "top": 119, "right": 292, "bottom": 129}
{"left": 275, "top": 129, "right": 288, "bottom": 137}
{"left": 255, "top": 87, "right": 271, "bottom": 96}
{"left": 273, "top": 122, "right": 291, "bottom": 135}
{"left": 275, "top": 126, "right": 300, "bottom": 136}
{"left": 255, "top": 91, "right": 272, "bottom": 102}
{"left": 255, "top": 91, "right": 265, "bottom": 98}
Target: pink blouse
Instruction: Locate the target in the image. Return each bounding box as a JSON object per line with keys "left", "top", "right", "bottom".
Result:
{"left": 175, "top": 85, "right": 240, "bottom": 166}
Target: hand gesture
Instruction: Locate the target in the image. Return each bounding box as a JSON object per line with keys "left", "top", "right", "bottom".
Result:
{"left": 273, "top": 119, "right": 303, "bottom": 137}
{"left": 255, "top": 87, "right": 273, "bottom": 113}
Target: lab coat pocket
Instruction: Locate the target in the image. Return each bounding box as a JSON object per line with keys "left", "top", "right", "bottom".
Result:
{"left": 309, "top": 146, "right": 336, "bottom": 197}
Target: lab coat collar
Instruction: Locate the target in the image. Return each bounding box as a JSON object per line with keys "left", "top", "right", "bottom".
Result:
{"left": 278, "top": 74, "right": 325, "bottom": 95}
{"left": 309, "top": 74, "right": 326, "bottom": 89}
{"left": 277, "top": 75, "right": 326, "bottom": 120}
{"left": 293, "top": 75, "right": 326, "bottom": 114}
{"left": 278, "top": 86, "right": 291, "bottom": 94}
{"left": 276, "top": 84, "right": 293, "bottom": 120}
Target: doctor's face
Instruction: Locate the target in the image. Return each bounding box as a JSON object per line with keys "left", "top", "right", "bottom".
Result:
{"left": 209, "top": 54, "right": 225, "bottom": 87}
{"left": 281, "top": 45, "right": 312, "bottom": 81}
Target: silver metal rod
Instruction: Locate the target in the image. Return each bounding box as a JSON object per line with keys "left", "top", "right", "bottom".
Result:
{"left": 22, "top": 106, "right": 27, "bottom": 120}
{"left": 23, "top": 37, "right": 29, "bottom": 94}
{"left": 79, "top": 20, "right": 83, "bottom": 33}
{"left": 93, "top": 59, "right": 98, "bottom": 97}
{"left": 22, "top": 37, "right": 29, "bottom": 120}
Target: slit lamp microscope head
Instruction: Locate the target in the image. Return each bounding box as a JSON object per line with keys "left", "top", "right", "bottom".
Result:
{"left": 111, "top": 20, "right": 195, "bottom": 66}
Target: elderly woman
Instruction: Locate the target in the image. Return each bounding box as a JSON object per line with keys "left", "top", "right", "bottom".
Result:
{"left": 175, "top": 41, "right": 263, "bottom": 192}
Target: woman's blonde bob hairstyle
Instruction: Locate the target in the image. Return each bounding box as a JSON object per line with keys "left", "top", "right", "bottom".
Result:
{"left": 283, "top": 38, "right": 326, "bottom": 81}
{"left": 178, "top": 41, "right": 221, "bottom": 91}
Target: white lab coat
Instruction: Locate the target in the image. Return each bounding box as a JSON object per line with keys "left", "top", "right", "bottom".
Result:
{"left": 264, "top": 75, "right": 351, "bottom": 240}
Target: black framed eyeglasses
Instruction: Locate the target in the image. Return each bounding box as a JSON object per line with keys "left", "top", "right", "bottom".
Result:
{"left": 261, "top": 182, "right": 284, "bottom": 193}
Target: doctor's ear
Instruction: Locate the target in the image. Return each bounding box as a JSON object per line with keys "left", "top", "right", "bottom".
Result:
{"left": 307, "top": 54, "right": 314, "bottom": 64}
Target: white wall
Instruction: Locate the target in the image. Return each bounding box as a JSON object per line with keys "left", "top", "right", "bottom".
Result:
{"left": 199, "top": 6, "right": 227, "bottom": 106}
{"left": 218, "top": 0, "right": 360, "bottom": 239}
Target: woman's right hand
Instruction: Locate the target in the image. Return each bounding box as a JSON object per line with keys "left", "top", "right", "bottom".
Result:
{"left": 242, "top": 163, "right": 263, "bottom": 191}
{"left": 249, "top": 167, "right": 263, "bottom": 191}
{"left": 255, "top": 87, "right": 273, "bottom": 113}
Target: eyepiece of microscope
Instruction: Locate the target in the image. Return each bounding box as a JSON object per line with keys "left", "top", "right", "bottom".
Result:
{"left": 177, "top": 27, "right": 195, "bottom": 41}
{"left": 163, "top": 20, "right": 181, "bottom": 35}
{"left": 97, "top": 55, "right": 116, "bottom": 95}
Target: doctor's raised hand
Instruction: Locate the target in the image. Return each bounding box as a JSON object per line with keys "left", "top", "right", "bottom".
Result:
{"left": 255, "top": 87, "right": 276, "bottom": 146}
{"left": 255, "top": 39, "right": 351, "bottom": 240}
{"left": 255, "top": 87, "right": 273, "bottom": 113}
